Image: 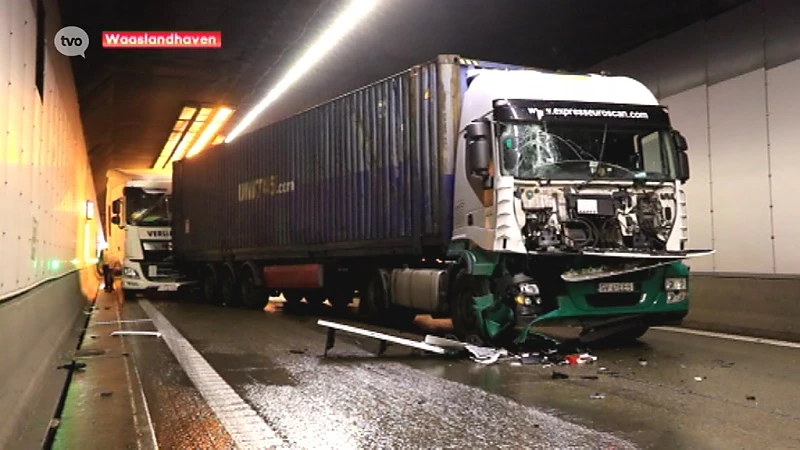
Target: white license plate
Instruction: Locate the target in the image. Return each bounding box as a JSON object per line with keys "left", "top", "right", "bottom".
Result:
{"left": 148, "top": 266, "right": 158, "bottom": 277}
{"left": 598, "top": 282, "right": 635, "bottom": 293}
{"left": 157, "top": 284, "right": 178, "bottom": 292}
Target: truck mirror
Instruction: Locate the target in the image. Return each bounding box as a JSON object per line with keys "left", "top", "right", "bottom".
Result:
{"left": 676, "top": 151, "right": 690, "bottom": 182}
{"left": 672, "top": 131, "right": 688, "bottom": 152}
{"left": 112, "top": 199, "right": 122, "bottom": 215}
{"left": 465, "top": 121, "right": 491, "bottom": 177}
{"left": 111, "top": 215, "right": 121, "bottom": 226}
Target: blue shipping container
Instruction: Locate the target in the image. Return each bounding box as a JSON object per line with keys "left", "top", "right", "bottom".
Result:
{"left": 172, "top": 55, "right": 524, "bottom": 262}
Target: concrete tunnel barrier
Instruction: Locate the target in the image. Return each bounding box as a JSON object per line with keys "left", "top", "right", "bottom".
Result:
{"left": 685, "top": 274, "right": 800, "bottom": 342}
{"left": 0, "top": 271, "right": 96, "bottom": 448}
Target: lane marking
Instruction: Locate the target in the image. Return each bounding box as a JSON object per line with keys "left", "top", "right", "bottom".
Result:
{"left": 654, "top": 326, "right": 800, "bottom": 349}
{"left": 139, "top": 300, "right": 284, "bottom": 449}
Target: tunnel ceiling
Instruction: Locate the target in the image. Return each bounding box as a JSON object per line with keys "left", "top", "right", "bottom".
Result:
{"left": 59, "top": 0, "right": 750, "bottom": 197}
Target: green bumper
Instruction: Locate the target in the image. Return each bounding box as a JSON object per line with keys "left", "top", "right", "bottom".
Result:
{"left": 529, "top": 261, "right": 691, "bottom": 327}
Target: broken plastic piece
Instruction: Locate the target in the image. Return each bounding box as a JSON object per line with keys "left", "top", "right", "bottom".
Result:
{"left": 693, "top": 376, "right": 705, "bottom": 382}
{"left": 465, "top": 344, "right": 508, "bottom": 365}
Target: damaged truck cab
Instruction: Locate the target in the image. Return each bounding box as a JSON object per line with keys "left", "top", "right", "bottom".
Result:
{"left": 448, "top": 70, "right": 711, "bottom": 344}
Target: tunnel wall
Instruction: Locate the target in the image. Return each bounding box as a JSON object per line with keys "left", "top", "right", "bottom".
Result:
{"left": 0, "top": 0, "right": 101, "bottom": 446}
{"left": 589, "top": 0, "right": 800, "bottom": 339}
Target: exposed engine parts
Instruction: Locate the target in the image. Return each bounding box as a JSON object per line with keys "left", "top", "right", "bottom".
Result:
{"left": 517, "top": 185, "right": 678, "bottom": 252}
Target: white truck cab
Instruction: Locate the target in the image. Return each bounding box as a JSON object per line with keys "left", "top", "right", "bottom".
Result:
{"left": 104, "top": 168, "right": 193, "bottom": 300}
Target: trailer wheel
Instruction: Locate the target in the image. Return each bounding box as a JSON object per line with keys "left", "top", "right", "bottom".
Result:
{"left": 239, "top": 266, "right": 269, "bottom": 310}
{"left": 220, "top": 265, "right": 243, "bottom": 308}
{"left": 450, "top": 269, "right": 491, "bottom": 345}
{"left": 201, "top": 265, "right": 222, "bottom": 305}
{"left": 358, "top": 269, "right": 390, "bottom": 320}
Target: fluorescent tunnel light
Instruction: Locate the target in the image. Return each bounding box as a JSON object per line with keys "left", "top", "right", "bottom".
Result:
{"left": 225, "top": 0, "right": 379, "bottom": 143}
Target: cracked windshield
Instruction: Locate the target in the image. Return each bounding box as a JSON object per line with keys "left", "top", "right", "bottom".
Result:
{"left": 498, "top": 122, "right": 677, "bottom": 181}
{"left": 126, "top": 188, "right": 171, "bottom": 226}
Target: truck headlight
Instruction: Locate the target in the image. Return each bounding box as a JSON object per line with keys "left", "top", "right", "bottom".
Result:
{"left": 664, "top": 277, "right": 687, "bottom": 291}
{"left": 123, "top": 267, "right": 141, "bottom": 279}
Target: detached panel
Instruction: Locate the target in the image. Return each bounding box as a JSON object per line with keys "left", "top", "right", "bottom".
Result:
{"left": 708, "top": 70, "right": 773, "bottom": 274}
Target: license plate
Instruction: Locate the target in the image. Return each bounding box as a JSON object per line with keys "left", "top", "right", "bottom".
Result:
{"left": 597, "top": 282, "right": 635, "bottom": 293}
{"left": 158, "top": 284, "right": 178, "bottom": 292}
{"left": 148, "top": 266, "right": 158, "bottom": 277}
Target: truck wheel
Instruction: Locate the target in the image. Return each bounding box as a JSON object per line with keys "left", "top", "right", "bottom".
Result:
{"left": 220, "top": 266, "right": 243, "bottom": 308}
{"left": 201, "top": 265, "right": 222, "bottom": 305}
{"left": 239, "top": 267, "right": 269, "bottom": 310}
{"left": 450, "top": 269, "right": 491, "bottom": 345}
{"left": 358, "top": 269, "right": 390, "bottom": 321}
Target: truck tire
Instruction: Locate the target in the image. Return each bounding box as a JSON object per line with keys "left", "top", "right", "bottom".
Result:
{"left": 239, "top": 266, "right": 269, "bottom": 310}
{"left": 358, "top": 269, "right": 390, "bottom": 320}
{"left": 220, "top": 265, "right": 243, "bottom": 308}
{"left": 201, "top": 265, "right": 222, "bottom": 305}
{"left": 450, "top": 269, "right": 491, "bottom": 345}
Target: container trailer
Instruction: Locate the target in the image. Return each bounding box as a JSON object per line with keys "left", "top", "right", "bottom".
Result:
{"left": 171, "top": 55, "right": 713, "bottom": 345}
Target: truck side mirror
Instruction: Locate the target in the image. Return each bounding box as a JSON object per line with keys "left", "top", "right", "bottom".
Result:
{"left": 672, "top": 131, "right": 688, "bottom": 152}
{"left": 112, "top": 199, "right": 122, "bottom": 215}
{"left": 465, "top": 121, "right": 491, "bottom": 178}
{"left": 676, "top": 151, "right": 690, "bottom": 182}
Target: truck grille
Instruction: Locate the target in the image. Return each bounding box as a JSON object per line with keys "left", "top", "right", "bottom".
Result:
{"left": 140, "top": 261, "right": 183, "bottom": 281}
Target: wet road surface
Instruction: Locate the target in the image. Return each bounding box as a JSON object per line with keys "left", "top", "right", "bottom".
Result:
{"left": 61, "top": 294, "right": 800, "bottom": 449}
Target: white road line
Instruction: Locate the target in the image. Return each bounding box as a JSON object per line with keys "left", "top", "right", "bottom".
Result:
{"left": 139, "top": 300, "right": 285, "bottom": 449}
{"left": 654, "top": 326, "right": 800, "bottom": 349}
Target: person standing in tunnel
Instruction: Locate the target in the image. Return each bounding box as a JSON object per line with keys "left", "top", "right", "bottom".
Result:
{"left": 99, "top": 249, "right": 114, "bottom": 292}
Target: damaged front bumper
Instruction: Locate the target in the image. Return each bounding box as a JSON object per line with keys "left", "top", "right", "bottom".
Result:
{"left": 522, "top": 260, "right": 691, "bottom": 329}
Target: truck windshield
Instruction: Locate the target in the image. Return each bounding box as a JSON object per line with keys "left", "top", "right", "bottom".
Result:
{"left": 498, "top": 122, "right": 677, "bottom": 182}
{"left": 125, "top": 188, "right": 171, "bottom": 226}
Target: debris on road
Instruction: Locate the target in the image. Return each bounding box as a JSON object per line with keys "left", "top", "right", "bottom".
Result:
{"left": 100, "top": 391, "right": 113, "bottom": 397}
{"left": 465, "top": 344, "right": 509, "bottom": 365}
{"left": 580, "top": 375, "right": 600, "bottom": 380}
{"left": 693, "top": 376, "right": 706, "bottom": 382}
{"left": 552, "top": 371, "right": 570, "bottom": 380}
{"left": 590, "top": 393, "right": 606, "bottom": 400}
{"left": 638, "top": 358, "right": 648, "bottom": 366}
{"left": 746, "top": 395, "right": 756, "bottom": 401}
{"left": 289, "top": 349, "right": 307, "bottom": 355}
